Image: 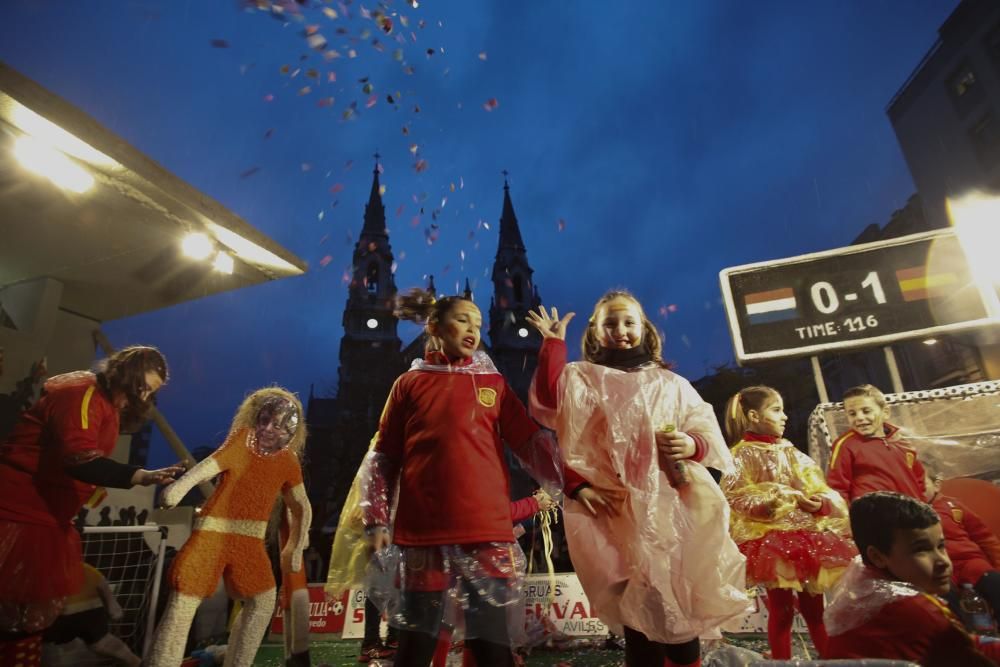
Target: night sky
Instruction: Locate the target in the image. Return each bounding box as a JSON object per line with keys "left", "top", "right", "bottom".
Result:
{"left": 0, "top": 1, "right": 956, "bottom": 465}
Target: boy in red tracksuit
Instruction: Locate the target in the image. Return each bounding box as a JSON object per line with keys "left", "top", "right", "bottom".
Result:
{"left": 824, "top": 492, "right": 1000, "bottom": 666}
{"left": 826, "top": 384, "right": 926, "bottom": 503}
{"left": 924, "top": 469, "right": 1000, "bottom": 625}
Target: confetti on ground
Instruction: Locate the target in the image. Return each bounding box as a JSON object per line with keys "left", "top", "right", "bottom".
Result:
{"left": 483, "top": 97, "right": 499, "bottom": 111}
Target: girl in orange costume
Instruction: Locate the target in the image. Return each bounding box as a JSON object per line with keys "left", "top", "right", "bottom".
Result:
{"left": 722, "top": 385, "right": 854, "bottom": 659}
{"left": 148, "top": 387, "right": 311, "bottom": 667}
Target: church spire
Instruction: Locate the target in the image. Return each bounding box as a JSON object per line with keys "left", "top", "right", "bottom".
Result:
{"left": 497, "top": 171, "right": 525, "bottom": 252}
{"left": 463, "top": 278, "right": 473, "bottom": 300}
{"left": 363, "top": 153, "right": 387, "bottom": 237}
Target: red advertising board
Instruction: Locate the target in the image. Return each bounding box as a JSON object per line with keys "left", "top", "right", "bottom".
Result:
{"left": 269, "top": 584, "right": 348, "bottom": 636}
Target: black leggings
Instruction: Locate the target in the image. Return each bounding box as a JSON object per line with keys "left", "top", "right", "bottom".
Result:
{"left": 362, "top": 597, "right": 398, "bottom": 645}
{"left": 393, "top": 587, "right": 513, "bottom": 667}
{"left": 624, "top": 626, "right": 699, "bottom": 666}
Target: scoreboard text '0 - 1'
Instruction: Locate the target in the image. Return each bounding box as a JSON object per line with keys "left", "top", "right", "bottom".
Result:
{"left": 720, "top": 229, "right": 1000, "bottom": 363}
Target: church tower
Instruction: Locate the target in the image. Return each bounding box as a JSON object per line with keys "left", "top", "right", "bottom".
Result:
{"left": 488, "top": 175, "right": 543, "bottom": 402}
{"left": 304, "top": 157, "right": 404, "bottom": 534}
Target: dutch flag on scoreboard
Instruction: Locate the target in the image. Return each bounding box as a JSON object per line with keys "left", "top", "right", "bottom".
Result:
{"left": 744, "top": 287, "right": 798, "bottom": 325}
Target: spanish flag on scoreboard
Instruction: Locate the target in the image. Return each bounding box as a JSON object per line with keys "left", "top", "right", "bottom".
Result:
{"left": 744, "top": 287, "right": 798, "bottom": 325}
{"left": 895, "top": 266, "right": 958, "bottom": 302}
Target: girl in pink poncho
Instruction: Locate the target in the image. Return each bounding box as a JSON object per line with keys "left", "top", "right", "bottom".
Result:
{"left": 527, "top": 291, "right": 750, "bottom": 667}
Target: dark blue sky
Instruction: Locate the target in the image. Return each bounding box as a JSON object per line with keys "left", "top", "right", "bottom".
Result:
{"left": 1, "top": 1, "right": 955, "bottom": 464}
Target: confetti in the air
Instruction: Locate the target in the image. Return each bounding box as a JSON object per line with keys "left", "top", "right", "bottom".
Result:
{"left": 210, "top": 39, "right": 230, "bottom": 48}
{"left": 240, "top": 166, "right": 260, "bottom": 179}
{"left": 482, "top": 98, "right": 499, "bottom": 112}
{"left": 319, "top": 255, "right": 333, "bottom": 267}
{"left": 557, "top": 218, "right": 566, "bottom": 232}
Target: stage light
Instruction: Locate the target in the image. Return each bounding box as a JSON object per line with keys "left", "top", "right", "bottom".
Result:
{"left": 213, "top": 251, "right": 234, "bottom": 274}
{"left": 182, "top": 233, "right": 213, "bottom": 260}
{"left": 13, "top": 136, "right": 94, "bottom": 193}
{"left": 923, "top": 338, "right": 938, "bottom": 346}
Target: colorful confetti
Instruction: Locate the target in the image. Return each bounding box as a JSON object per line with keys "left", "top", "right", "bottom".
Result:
{"left": 482, "top": 97, "right": 499, "bottom": 112}
{"left": 319, "top": 255, "right": 333, "bottom": 267}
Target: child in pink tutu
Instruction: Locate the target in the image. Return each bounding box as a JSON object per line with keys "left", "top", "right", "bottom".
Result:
{"left": 722, "top": 385, "right": 855, "bottom": 659}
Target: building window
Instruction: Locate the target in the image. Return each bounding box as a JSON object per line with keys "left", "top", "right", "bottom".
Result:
{"left": 366, "top": 263, "right": 379, "bottom": 294}
{"left": 947, "top": 60, "right": 984, "bottom": 116}
{"left": 968, "top": 111, "right": 1000, "bottom": 168}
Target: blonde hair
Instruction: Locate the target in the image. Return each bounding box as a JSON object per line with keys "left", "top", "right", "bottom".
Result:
{"left": 581, "top": 290, "right": 669, "bottom": 368}
{"left": 843, "top": 384, "right": 887, "bottom": 409}
{"left": 230, "top": 386, "right": 307, "bottom": 458}
{"left": 723, "top": 385, "right": 782, "bottom": 446}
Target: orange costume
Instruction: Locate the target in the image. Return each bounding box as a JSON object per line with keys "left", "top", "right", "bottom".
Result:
{"left": 148, "top": 389, "right": 311, "bottom": 667}
{"left": 168, "top": 429, "right": 303, "bottom": 598}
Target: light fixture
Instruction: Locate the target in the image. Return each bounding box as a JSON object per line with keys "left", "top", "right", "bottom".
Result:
{"left": 182, "top": 233, "right": 214, "bottom": 260}
{"left": 948, "top": 193, "right": 1000, "bottom": 291}
{"left": 213, "top": 251, "right": 234, "bottom": 275}
{"left": 923, "top": 338, "right": 938, "bottom": 346}
{"left": 517, "top": 327, "right": 529, "bottom": 338}
{"left": 366, "top": 318, "right": 379, "bottom": 329}
{"left": 13, "top": 136, "right": 94, "bottom": 193}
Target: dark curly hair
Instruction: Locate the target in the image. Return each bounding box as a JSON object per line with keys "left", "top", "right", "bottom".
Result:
{"left": 96, "top": 346, "right": 168, "bottom": 432}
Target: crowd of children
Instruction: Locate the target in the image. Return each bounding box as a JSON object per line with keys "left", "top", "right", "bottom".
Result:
{"left": 3, "top": 288, "right": 999, "bottom": 667}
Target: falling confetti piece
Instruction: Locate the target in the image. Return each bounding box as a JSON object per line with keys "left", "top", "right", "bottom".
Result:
{"left": 414, "top": 159, "right": 429, "bottom": 173}
{"left": 298, "top": 86, "right": 312, "bottom": 95}
{"left": 263, "top": 93, "right": 275, "bottom": 102}
{"left": 301, "top": 163, "right": 313, "bottom": 172}
{"left": 348, "top": 49, "right": 357, "bottom": 58}
{"left": 306, "top": 68, "right": 319, "bottom": 79}
{"left": 376, "top": 14, "right": 393, "bottom": 33}
{"left": 440, "top": 196, "right": 447, "bottom": 208}
{"left": 344, "top": 160, "right": 353, "bottom": 170}
{"left": 449, "top": 182, "right": 456, "bottom": 192}
{"left": 410, "top": 215, "right": 421, "bottom": 227}
{"left": 391, "top": 261, "right": 398, "bottom": 273}
{"left": 658, "top": 305, "right": 669, "bottom": 318}
{"left": 557, "top": 218, "right": 566, "bottom": 231}
{"left": 280, "top": 64, "right": 290, "bottom": 74}
{"left": 460, "top": 177, "right": 464, "bottom": 189}
{"left": 264, "top": 128, "right": 274, "bottom": 139}
{"left": 392, "top": 49, "right": 404, "bottom": 61}
{"left": 320, "top": 255, "right": 333, "bottom": 267}
{"left": 210, "top": 39, "right": 230, "bottom": 48}
{"left": 409, "top": 143, "right": 419, "bottom": 155}
{"left": 327, "top": 71, "right": 337, "bottom": 83}
{"left": 362, "top": 82, "right": 374, "bottom": 94}
{"left": 317, "top": 210, "right": 325, "bottom": 221}
{"left": 378, "top": 184, "right": 386, "bottom": 196}
{"left": 668, "top": 304, "right": 678, "bottom": 313}
{"left": 240, "top": 166, "right": 260, "bottom": 179}
{"left": 319, "top": 234, "right": 330, "bottom": 244}
{"left": 483, "top": 222, "right": 490, "bottom": 230}
{"left": 322, "top": 7, "right": 338, "bottom": 19}
{"left": 460, "top": 250, "right": 465, "bottom": 262}
{"left": 341, "top": 270, "right": 351, "bottom": 284}
{"left": 386, "top": 94, "right": 395, "bottom": 104}
{"left": 330, "top": 183, "right": 345, "bottom": 194}
{"left": 478, "top": 52, "right": 487, "bottom": 60}
{"left": 366, "top": 94, "right": 378, "bottom": 108}
{"left": 482, "top": 98, "right": 499, "bottom": 112}
{"left": 681, "top": 335, "right": 692, "bottom": 348}
{"left": 307, "top": 33, "right": 327, "bottom": 50}
{"left": 395, "top": 204, "right": 405, "bottom": 217}
{"left": 317, "top": 96, "right": 335, "bottom": 108}
{"left": 399, "top": 251, "right": 407, "bottom": 260}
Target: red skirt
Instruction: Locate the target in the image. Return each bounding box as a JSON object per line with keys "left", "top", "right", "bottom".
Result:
{"left": 739, "top": 529, "right": 855, "bottom": 591}
{"left": 0, "top": 521, "right": 82, "bottom": 632}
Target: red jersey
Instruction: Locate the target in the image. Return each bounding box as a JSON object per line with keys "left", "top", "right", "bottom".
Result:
{"left": 931, "top": 494, "right": 1000, "bottom": 586}
{"left": 0, "top": 372, "right": 119, "bottom": 527}
{"left": 826, "top": 423, "right": 926, "bottom": 503}
{"left": 826, "top": 593, "right": 998, "bottom": 665}
{"left": 366, "top": 353, "right": 558, "bottom": 546}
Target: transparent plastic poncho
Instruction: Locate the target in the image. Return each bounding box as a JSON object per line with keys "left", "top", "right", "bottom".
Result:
{"left": 824, "top": 556, "right": 927, "bottom": 637}
{"left": 722, "top": 439, "right": 855, "bottom": 592}
{"left": 358, "top": 351, "right": 563, "bottom": 643}
{"left": 530, "top": 360, "right": 751, "bottom": 644}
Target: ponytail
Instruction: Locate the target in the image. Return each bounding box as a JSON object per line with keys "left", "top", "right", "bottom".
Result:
{"left": 723, "top": 385, "right": 782, "bottom": 446}
{"left": 394, "top": 287, "right": 475, "bottom": 353}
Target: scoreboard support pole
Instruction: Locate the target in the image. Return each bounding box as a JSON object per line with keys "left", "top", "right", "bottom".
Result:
{"left": 810, "top": 356, "right": 830, "bottom": 404}
{"left": 883, "top": 345, "right": 905, "bottom": 394}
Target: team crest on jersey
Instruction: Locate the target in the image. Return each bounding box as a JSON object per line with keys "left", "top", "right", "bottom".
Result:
{"left": 950, "top": 506, "right": 964, "bottom": 523}
{"left": 477, "top": 387, "right": 497, "bottom": 407}
{"left": 905, "top": 451, "right": 915, "bottom": 467}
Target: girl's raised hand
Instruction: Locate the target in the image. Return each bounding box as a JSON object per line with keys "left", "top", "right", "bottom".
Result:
{"left": 796, "top": 494, "right": 823, "bottom": 513}
{"left": 526, "top": 306, "right": 575, "bottom": 340}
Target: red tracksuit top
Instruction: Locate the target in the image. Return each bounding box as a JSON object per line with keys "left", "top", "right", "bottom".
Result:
{"left": 365, "top": 352, "right": 583, "bottom": 546}
{"left": 826, "top": 592, "right": 1000, "bottom": 665}
{"left": 931, "top": 493, "right": 1000, "bottom": 586}
{"left": 0, "top": 372, "right": 119, "bottom": 527}
{"left": 826, "top": 423, "right": 926, "bottom": 503}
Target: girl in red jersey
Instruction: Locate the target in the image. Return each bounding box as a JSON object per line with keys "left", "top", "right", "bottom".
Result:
{"left": 360, "top": 289, "right": 584, "bottom": 667}
{"left": 722, "top": 385, "right": 855, "bottom": 659}
{"left": 0, "top": 347, "right": 180, "bottom": 666}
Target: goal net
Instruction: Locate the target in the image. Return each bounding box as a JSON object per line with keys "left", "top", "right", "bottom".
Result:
{"left": 42, "top": 525, "right": 168, "bottom": 665}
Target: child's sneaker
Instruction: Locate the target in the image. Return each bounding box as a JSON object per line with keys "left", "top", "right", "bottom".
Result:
{"left": 357, "top": 642, "right": 394, "bottom": 663}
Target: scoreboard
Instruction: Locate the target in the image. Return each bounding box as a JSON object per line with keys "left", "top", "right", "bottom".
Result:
{"left": 720, "top": 230, "right": 1000, "bottom": 363}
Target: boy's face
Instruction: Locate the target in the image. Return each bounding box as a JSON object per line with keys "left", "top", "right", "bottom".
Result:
{"left": 867, "top": 523, "right": 952, "bottom": 596}
{"left": 923, "top": 471, "right": 942, "bottom": 502}
{"left": 844, "top": 395, "right": 890, "bottom": 438}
